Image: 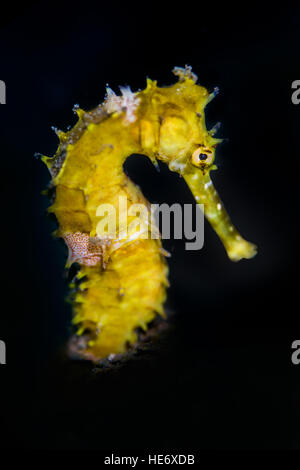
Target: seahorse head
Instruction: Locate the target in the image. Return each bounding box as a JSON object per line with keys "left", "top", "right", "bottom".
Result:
{"left": 138, "top": 65, "right": 222, "bottom": 178}
{"left": 137, "top": 65, "right": 257, "bottom": 261}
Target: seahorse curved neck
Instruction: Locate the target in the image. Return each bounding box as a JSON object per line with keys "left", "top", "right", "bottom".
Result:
{"left": 46, "top": 114, "right": 148, "bottom": 238}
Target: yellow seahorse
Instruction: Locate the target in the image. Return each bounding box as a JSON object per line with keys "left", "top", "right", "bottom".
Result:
{"left": 41, "top": 65, "right": 257, "bottom": 361}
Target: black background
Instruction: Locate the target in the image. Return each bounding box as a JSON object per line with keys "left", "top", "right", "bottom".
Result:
{"left": 0, "top": 0, "right": 300, "bottom": 451}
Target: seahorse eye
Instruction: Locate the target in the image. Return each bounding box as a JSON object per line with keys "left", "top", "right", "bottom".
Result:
{"left": 192, "top": 147, "right": 213, "bottom": 167}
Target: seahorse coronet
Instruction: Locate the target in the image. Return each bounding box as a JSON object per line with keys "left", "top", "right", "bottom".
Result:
{"left": 41, "top": 65, "right": 257, "bottom": 362}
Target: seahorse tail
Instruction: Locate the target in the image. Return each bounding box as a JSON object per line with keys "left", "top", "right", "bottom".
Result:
{"left": 71, "top": 238, "right": 169, "bottom": 360}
